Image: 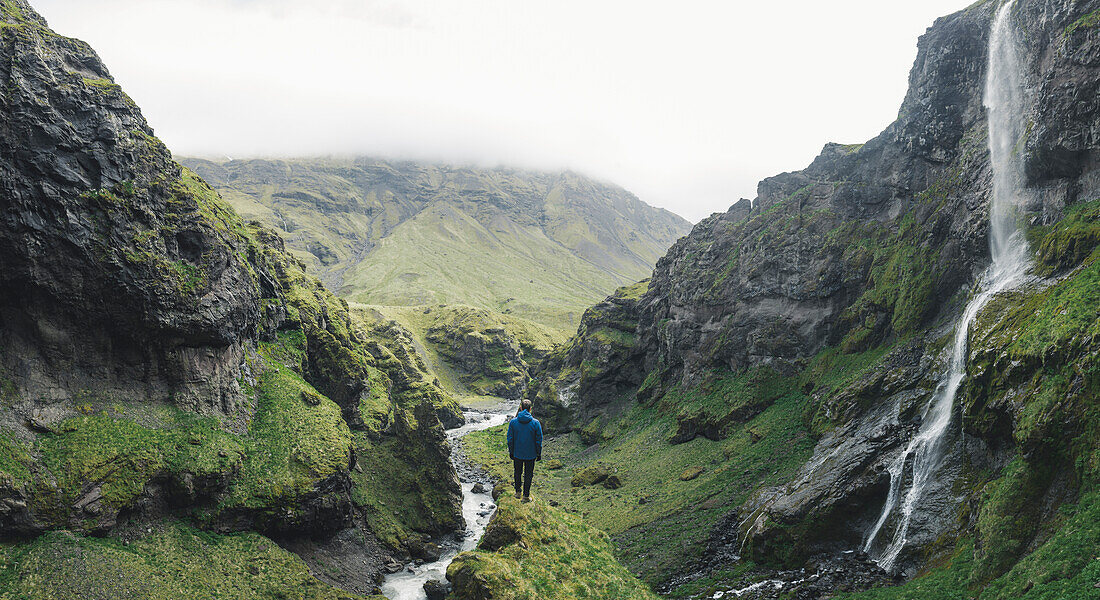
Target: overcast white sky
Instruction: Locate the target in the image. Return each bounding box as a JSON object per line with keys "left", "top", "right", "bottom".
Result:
{"left": 34, "top": 0, "right": 972, "bottom": 222}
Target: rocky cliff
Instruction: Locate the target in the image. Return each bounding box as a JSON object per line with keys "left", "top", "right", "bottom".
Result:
{"left": 180, "top": 157, "right": 693, "bottom": 330}
{"left": 351, "top": 304, "right": 567, "bottom": 404}
{"left": 0, "top": 2, "right": 464, "bottom": 596}
{"left": 531, "top": 0, "right": 1100, "bottom": 595}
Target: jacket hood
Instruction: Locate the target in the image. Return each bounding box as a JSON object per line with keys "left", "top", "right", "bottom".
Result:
{"left": 516, "top": 410, "right": 533, "bottom": 423}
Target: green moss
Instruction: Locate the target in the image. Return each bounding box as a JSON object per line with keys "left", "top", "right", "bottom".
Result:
{"left": 0, "top": 523, "right": 374, "bottom": 599}
{"left": 835, "top": 215, "right": 943, "bottom": 343}
{"left": 0, "top": 434, "right": 31, "bottom": 487}
{"left": 614, "top": 279, "right": 650, "bottom": 301}
{"left": 447, "top": 496, "right": 659, "bottom": 600}
{"left": 225, "top": 363, "right": 351, "bottom": 509}
{"left": 349, "top": 423, "right": 459, "bottom": 550}
{"left": 1033, "top": 199, "right": 1100, "bottom": 275}
{"left": 168, "top": 260, "right": 205, "bottom": 293}
{"left": 81, "top": 77, "right": 121, "bottom": 92}
{"left": 838, "top": 494, "right": 1100, "bottom": 599}
{"left": 1065, "top": 8, "right": 1100, "bottom": 36}
{"left": 36, "top": 410, "right": 243, "bottom": 512}
{"left": 985, "top": 250, "right": 1100, "bottom": 363}
{"left": 969, "top": 457, "right": 1053, "bottom": 586}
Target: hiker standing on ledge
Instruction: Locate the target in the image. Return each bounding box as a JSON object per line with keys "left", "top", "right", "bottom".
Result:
{"left": 507, "top": 399, "right": 542, "bottom": 503}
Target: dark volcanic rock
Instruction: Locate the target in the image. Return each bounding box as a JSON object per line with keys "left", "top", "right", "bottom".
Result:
{"left": 0, "top": 0, "right": 463, "bottom": 577}
{"left": 423, "top": 578, "right": 451, "bottom": 600}
{"left": 527, "top": 280, "right": 649, "bottom": 434}
{"left": 533, "top": 0, "right": 1100, "bottom": 588}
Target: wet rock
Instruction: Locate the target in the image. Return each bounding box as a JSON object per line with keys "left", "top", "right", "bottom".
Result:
{"left": 300, "top": 389, "right": 323, "bottom": 406}
{"left": 471, "top": 482, "right": 486, "bottom": 494}
{"left": 382, "top": 559, "right": 403, "bottom": 574}
{"left": 422, "top": 542, "right": 442, "bottom": 562}
{"left": 480, "top": 516, "right": 521, "bottom": 551}
{"left": 423, "top": 578, "right": 451, "bottom": 600}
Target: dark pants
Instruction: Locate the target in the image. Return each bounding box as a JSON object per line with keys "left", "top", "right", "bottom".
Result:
{"left": 513, "top": 459, "right": 535, "bottom": 497}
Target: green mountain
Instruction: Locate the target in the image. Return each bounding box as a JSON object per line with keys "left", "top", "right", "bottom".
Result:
{"left": 180, "top": 157, "right": 692, "bottom": 331}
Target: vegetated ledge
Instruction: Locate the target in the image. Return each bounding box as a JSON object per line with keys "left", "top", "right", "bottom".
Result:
{"left": 446, "top": 439, "right": 659, "bottom": 600}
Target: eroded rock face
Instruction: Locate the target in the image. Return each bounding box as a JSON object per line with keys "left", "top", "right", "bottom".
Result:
{"left": 637, "top": 6, "right": 1002, "bottom": 387}
{"left": 535, "top": 0, "right": 1100, "bottom": 584}
{"left": 527, "top": 281, "right": 649, "bottom": 433}
{"left": 0, "top": 1, "right": 259, "bottom": 418}
{"left": 0, "top": 3, "right": 463, "bottom": 589}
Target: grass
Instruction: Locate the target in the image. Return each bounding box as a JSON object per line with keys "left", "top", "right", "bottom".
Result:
{"left": 0, "top": 522, "right": 379, "bottom": 599}
{"left": 447, "top": 495, "right": 659, "bottom": 600}
{"left": 0, "top": 434, "right": 31, "bottom": 487}
{"left": 463, "top": 385, "right": 816, "bottom": 586}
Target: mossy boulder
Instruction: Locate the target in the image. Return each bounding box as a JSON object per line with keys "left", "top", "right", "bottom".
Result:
{"left": 571, "top": 464, "right": 611, "bottom": 487}
{"left": 679, "top": 467, "right": 705, "bottom": 482}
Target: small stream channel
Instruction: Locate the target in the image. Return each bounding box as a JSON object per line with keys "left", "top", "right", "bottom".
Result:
{"left": 381, "top": 399, "right": 516, "bottom": 600}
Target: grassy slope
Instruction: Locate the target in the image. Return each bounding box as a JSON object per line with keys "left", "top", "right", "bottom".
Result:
{"left": 463, "top": 343, "right": 892, "bottom": 588}
{"left": 183, "top": 157, "right": 691, "bottom": 331}
{"left": 0, "top": 523, "right": 382, "bottom": 600}
{"left": 340, "top": 200, "right": 629, "bottom": 330}
{"left": 447, "top": 495, "right": 659, "bottom": 600}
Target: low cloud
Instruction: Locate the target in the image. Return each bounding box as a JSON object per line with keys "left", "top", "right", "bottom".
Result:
{"left": 34, "top": 0, "right": 972, "bottom": 222}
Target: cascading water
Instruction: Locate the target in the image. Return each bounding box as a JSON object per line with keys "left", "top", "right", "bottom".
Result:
{"left": 862, "top": 0, "right": 1032, "bottom": 572}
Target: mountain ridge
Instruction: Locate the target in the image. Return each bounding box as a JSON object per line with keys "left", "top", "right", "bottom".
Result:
{"left": 181, "top": 156, "right": 692, "bottom": 330}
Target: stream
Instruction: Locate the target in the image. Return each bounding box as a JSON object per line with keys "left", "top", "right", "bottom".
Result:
{"left": 381, "top": 399, "right": 516, "bottom": 600}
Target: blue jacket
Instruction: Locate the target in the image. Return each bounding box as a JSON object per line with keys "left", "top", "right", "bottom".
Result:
{"left": 507, "top": 410, "right": 543, "bottom": 461}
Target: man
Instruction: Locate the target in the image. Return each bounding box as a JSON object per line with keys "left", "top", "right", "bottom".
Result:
{"left": 506, "top": 399, "right": 542, "bottom": 502}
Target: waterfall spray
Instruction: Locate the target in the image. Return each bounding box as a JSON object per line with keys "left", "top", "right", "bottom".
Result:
{"left": 862, "top": 0, "right": 1032, "bottom": 571}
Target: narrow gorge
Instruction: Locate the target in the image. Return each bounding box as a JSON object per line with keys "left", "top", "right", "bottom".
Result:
{"left": 1, "top": 0, "right": 1099, "bottom": 599}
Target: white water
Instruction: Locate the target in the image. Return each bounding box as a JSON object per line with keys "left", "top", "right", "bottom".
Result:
{"left": 863, "top": 0, "right": 1032, "bottom": 571}
{"left": 381, "top": 401, "right": 516, "bottom": 600}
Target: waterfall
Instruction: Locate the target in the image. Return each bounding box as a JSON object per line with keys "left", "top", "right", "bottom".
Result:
{"left": 862, "top": 0, "right": 1031, "bottom": 571}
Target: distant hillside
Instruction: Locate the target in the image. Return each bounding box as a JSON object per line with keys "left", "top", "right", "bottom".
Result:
{"left": 351, "top": 304, "right": 569, "bottom": 404}
{"left": 180, "top": 157, "right": 692, "bottom": 330}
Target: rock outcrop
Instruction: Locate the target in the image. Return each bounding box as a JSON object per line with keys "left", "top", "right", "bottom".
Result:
{"left": 532, "top": 0, "right": 1100, "bottom": 589}
{"left": 0, "top": 2, "right": 464, "bottom": 595}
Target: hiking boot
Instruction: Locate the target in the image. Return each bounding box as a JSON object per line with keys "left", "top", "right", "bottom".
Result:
{"left": 522, "top": 495, "right": 531, "bottom": 503}
{"left": 514, "top": 492, "right": 522, "bottom": 500}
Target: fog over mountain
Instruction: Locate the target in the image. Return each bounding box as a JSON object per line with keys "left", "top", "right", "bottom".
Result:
{"left": 31, "top": 0, "right": 972, "bottom": 222}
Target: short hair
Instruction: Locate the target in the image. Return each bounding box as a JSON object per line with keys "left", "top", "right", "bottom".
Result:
{"left": 520, "top": 399, "right": 532, "bottom": 411}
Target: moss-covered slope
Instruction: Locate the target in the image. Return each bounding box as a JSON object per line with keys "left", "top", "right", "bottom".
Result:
{"left": 352, "top": 304, "right": 568, "bottom": 404}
